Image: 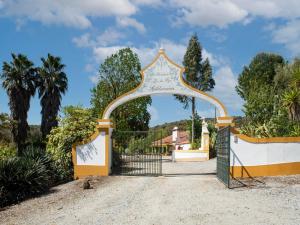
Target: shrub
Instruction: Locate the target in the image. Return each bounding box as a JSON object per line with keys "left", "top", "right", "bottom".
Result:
{"left": 0, "top": 144, "right": 16, "bottom": 160}
{"left": 0, "top": 146, "right": 60, "bottom": 207}
{"left": 208, "top": 123, "right": 217, "bottom": 158}
{"left": 46, "top": 106, "right": 97, "bottom": 181}
{"left": 0, "top": 157, "right": 49, "bottom": 207}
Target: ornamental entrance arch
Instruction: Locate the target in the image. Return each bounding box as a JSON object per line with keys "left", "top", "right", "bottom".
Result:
{"left": 72, "top": 49, "right": 234, "bottom": 179}
{"left": 102, "top": 48, "right": 229, "bottom": 121}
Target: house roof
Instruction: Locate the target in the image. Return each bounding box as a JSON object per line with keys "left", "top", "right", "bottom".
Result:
{"left": 153, "top": 131, "right": 190, "bottom": 146}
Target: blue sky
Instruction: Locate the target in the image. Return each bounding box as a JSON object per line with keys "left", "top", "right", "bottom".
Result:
{"left": 0, "top": 0, "right": 300, "bottom": 126}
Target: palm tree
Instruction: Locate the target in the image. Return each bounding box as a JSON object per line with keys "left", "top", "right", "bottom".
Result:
{"left": 1, "top": 54, "right": 36, "bottom": 155}
{"left": 37, "top": 54, "right": 68, "bottom": 139}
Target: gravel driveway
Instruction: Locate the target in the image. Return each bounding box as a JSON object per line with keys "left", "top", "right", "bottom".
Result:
{"left": 1, "top": 158, "right": 300, "bottom": 225}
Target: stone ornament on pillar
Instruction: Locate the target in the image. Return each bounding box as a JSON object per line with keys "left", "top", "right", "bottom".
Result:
{"left": 199, "top": 118, "right": 210, "bottom": 153}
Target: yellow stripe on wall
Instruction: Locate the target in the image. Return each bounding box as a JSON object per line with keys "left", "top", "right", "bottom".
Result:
{"left": 231, "top": 162, "right": 300, "bottom": 178}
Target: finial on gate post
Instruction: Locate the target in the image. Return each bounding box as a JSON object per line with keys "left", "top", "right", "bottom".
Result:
{"left": 159, "top": 45, "right": 165, "bottom": 53}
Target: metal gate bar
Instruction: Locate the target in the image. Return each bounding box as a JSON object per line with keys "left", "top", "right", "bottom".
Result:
{"left": 112, "top": 130, "right": 162, "bottom": 176}
{"left": 216, "top": 126, "right": 231, "bottom": 188}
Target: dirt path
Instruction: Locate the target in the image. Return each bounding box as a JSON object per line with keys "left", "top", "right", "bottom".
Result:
{"left": 1, "top": 159, "right": 300, "bottom": 225}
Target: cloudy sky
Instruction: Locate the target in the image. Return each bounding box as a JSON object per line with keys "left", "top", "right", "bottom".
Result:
{"left": 1, "top": 0, "right": 300, "bottom": 126}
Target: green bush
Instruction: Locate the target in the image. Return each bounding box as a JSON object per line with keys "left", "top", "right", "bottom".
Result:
{"left": 0, "top": 157, "right": 49, "bottom": 207}
{"left": 0, "top": 144, "right": 16, "bottom": 160}
{"left": 208, "top": 123, "right": 217, "bottom": 158}
{"left": 0, "top": 146, "right": 60, "bottom": 207}
{"left": 46, "top": 106, "right": 97, "bottom": 181}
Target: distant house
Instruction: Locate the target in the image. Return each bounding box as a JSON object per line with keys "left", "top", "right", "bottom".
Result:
{"left": 154, "top": 127, "right": 191, "bottom": 153}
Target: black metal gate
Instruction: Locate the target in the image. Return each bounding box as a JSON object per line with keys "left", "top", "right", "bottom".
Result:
{"left": 112, "top": 130, "right": 162, "bottom": 176}
{"left": 216, "top": 126, "right": 231, "bottom": 188}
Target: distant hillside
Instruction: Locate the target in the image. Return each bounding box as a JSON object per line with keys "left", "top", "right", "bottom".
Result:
{"left": 0, "top": 125, "right": 41, "bottom": 144}
{"left": 149, "top": 116, "right": 244, "bottom": 135}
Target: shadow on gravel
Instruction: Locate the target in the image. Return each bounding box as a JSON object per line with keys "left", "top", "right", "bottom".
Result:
{"left": 229, "top": 177, "right": 266, "bottom": 189}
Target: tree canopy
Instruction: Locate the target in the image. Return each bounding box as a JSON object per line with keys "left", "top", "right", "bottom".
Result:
{"left": 91, "top": 48, "right": 152, "bottom": 131}
{"left": 1, "top": 54, "right": 36, "bottom": 155}
{"left": 236, "top": 53, "right": 300, "bottom": 137}
{"left": 175, "top": 34, "right": 214, "bottom": 143}
{"left": 37, "top": 54, "right": 68, "bottom": 139}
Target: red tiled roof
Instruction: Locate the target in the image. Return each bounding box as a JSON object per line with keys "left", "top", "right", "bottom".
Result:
{"left": 153, "top": 131, "right": 190, "bottom": 146}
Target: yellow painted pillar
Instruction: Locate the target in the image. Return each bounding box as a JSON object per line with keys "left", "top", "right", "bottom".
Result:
{"left": 215, "top": 116, "right": 235, "bottom": 128}
{"left": 72, "top": 119, "right": 114, "bottom": 179}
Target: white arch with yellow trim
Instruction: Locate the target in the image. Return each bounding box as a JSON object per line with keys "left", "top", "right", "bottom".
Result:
{"left": 73, "top": 49, "right": 234, "bottom": 179}
{"left": 102, "top": 48, "right": 231, "bottom": 124}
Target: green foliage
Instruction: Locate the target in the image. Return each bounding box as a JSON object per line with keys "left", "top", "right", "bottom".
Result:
{"left": 1, "top": 54, "right": 37, "bottom": 155}
{"left": 207, "top": 122, "right": 218, "bottom": 158}
{"left": 190, "top": 141, "right": 200, "bottom": 149}
{"left": 186, "top": 113, "right": 202, "bottom": 140}
{"left": 175, "top": 34, "right": 215, "bottom": 142}
{"left": 0, "top": 144, "right": 16, "bottom": 160}
{"left": 290, "top": 124, "right": 300, "bottom": 137}
{"left": 236, "top": 53, "right": 300, "bottom": 137}
{"left": 282, "top": 89, "right": 300, "bottom": 121}
{"left": 0, "top": 113, "right": 12, "bottom": 144}
{"left": 240, "top": 109, "right": 297, "bottom": 138}
{"left": 37, "top": 54, "right": 68, "bottom": 138}
{"left": 91, "top": 48, "right": 151, "bottom": 131}
{"left": 236, "top": 53, "right": 284, "bottom": 100}
{"left": 0, "top": 146, "right": 54, "bottom": 207}
{"left": 46, "top": 106, "right": 97, "bottom": 181}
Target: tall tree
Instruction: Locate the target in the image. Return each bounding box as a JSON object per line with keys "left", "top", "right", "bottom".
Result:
{"left": 236, "top": 53, "right": 285, "bottom": 124}
{"left": 37, "top": 54, "right": 68, "bottom": 139}
{"left": 91, "top": 48, "right": 151, "bottom": 131}
{"left": 1, "top": 54, "right": 36, "bottom": 155}
{"left": 175, "top": 34, "right": 215, "bottom": 143}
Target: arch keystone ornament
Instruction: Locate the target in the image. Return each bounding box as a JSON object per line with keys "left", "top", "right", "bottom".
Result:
{"left": 73, "top": 49, "right": 233, "bottom": 178}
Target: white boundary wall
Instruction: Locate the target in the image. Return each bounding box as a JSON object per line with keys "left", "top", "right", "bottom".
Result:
{"left": 172, "top": 150, "right": 208, "bottom": 162}
{"left": 230, "top": 132, "right": 300, "bottom": 167}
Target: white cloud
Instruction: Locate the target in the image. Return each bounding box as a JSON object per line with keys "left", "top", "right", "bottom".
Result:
{"left": 132, "top": 0, "right": 163, "bottom": 6}
{"left": 72, "top": 33, "right": 95, "bottom": 48}
{"left": 271, "top": 19, "right": 300, "bottom": 56}
{"left": 89, "top": 74, "right": 99, "bottom": 84}
{"left": 148, "top": 105, "right": 159, "bottom": 121}
{"left": 171, "top": 0, "right": 300, "bottom": 28}
{"left": 96, "top": 28, "right": 125, "bottom": 46}
{"left": 73, "top": 28, "right": 125, "bottom": 48}
{"left": 171, "top": 0, "right": 248, "bottom": 28}
{"left": 85, "top": 63, "right": 95, "bottom": 73}
{"left": 0, "top": 0, "right": 137, "bottom": 29}
{"left": 116, "top": 17, "right": 146, "bottom": 33}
